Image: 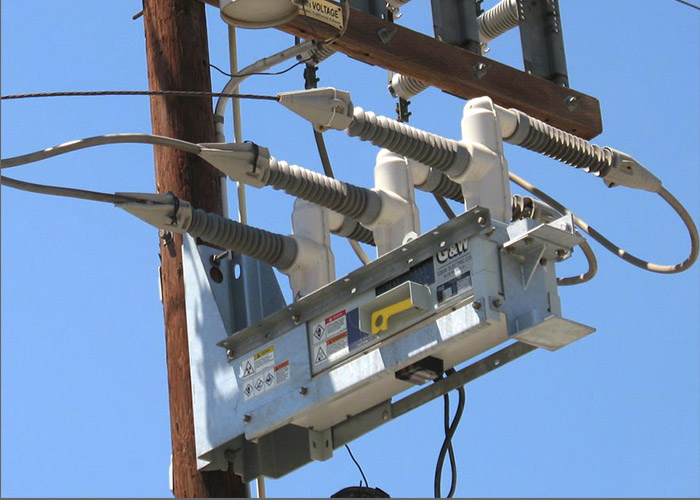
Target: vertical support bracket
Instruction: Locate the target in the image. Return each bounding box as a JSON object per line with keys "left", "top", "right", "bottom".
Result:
{"left": 348, "top": 0, "right": 387, "bottom": 18}
{"left": 516, "top": 0, "right": 569, "bottom": 86}
{"left": 430, "top": 0, "right": 481, "bottom": 53}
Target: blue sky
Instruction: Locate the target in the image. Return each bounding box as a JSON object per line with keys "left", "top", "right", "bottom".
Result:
{"left": 2, "top": 0, "right": 699, "bottom": 497}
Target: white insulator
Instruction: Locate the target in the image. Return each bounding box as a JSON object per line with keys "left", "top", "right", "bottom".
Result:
{"left": 389, "top": 73, "right": 430, "bottom": 100}
{"left": 478, "top": 0, "right": 519, "bottom": 43}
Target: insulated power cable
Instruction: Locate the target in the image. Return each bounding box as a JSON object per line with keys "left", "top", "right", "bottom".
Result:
{"left": 434, "top": 368, "right": 465, "bottom": 499}
{"left": 1, "top": 175, "right": 148, "bottom": 205}
{"left": 0, "top": 90, "right": 278, "bottom": 101}
{"left": 509, "top": 171, "right": 698, "bottom": 275}
{"left": 0, "top": 134, "right": 202, "bottom": 169}
{"left": 344, "top": 444, "right": 370, "bottom": 489}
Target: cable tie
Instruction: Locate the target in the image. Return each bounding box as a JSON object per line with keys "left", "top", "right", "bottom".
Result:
{"left": 244, "top": 140, "right": 261, "bottom": 173}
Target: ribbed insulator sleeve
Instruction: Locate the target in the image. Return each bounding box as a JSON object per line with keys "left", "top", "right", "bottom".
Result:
{"left": 478, "top": 0, "right": 519, "bottom": 43}
{"left": 347, "top": 108, "right": 465, "bottom": 175}
{"left": 342, "top": 221, "right": 375, "bottom": 245}
{"left": 427, "top": 172, "right": 464, "bottom": 202}
{"left": 187, "top": 208, "right": 297, "bottom": 269}
{"left": 390, "top": 74, "right": 430, "bottom": 100}
{"left": 265, "top": 158, "right": 381, "bottom": 223}
{"left": 511, "top": 113, "right": 614, "bottom": 176}
{"left": 311, "top": 44, "right": 336, "bottom": 63}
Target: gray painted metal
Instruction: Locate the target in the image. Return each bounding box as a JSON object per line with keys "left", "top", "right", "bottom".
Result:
{"left": 430, "top": 0, "right": 482, "bottom": 53}
{"left": 516, "top": 0, "right": 569, "bottom": 86}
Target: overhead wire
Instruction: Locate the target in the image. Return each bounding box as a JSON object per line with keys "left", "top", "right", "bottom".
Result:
{"left": 670, "top": 0, "right": 700, "bottom": 12}
{"left": 1, "top": 175, "right": 148, "bottom": 205}
{"left": 344, "top": 444, "right": 370, "bottom": 489}
{"left": 0, "top": 90, "right": 279, "bottom": 101}
{"left": 210, "top": 59, "right": 308, "bottom": 79}
{"left": 1, "top": 134, "right": 202, "bottom": 169}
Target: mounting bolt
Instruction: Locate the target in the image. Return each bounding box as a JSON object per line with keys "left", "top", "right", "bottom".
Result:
{"left": 477, "top": 216, "right": 487, "bottom": 227}
{"left": 564, "top": 95, "right": 579, "bottom": 111}
{"left": 524, "top": 236, "right": 534, "bottom": 246}
{"left": 381, "top": 410, "right": 390, "bottom": 421}
{"left": 472, "top": 301, "right": 482, "bottom": 310}
{"left": 226, "top": 349, "right": 235, "bottom": 359}
{"left": 505, "top": 246, "right": 516, "bottom": 255}
{"left": 243, "top": 414, "right": 252, "bottom": 423}
{"left": 556, "top": 249, "right": 567, "bottom": 258}
{"left": 291, "top": 314, "right": 301, "bottom": 324}
{"left": 539, "top": 257, "right": 548, "bottom": 266}
{"left": 491, "top": 298, "right": 502, "bottom": 308}
{"left": 485, "top": 227, "right": 496, "bottom": 237}
{"left": 472, "top": 61, "right": 489, "bottom": 79}
{"left": 299, "top": 387, "right": 308, "bottom": 395}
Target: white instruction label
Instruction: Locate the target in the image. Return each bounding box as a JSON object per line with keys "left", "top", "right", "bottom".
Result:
{"left": 243, "top": 358, "right": 291, "bottom": 402}
{"left": 298, "top": 0, "right": 344, "bottom": 30}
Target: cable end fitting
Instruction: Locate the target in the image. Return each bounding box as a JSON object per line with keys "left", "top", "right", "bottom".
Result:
{"left": 277, "top": 87, "right": 354, "bottom": 132}
{"left": 115, "top": 193, "right": 192, "bottom": 233}
{"left": 602, "top": 149, "right": 662, "bottom": 193}
{"left": 198, "top": 142, "right": 269, "bottom": 188}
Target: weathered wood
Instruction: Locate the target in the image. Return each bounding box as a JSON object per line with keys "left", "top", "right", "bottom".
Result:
{"left": 202, "top": 0, "right": 602, "bottom": 138}
{"left": 143, "top": 0, "right": 247, "bottom": 497}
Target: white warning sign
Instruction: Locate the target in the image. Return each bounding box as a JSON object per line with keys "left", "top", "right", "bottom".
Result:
{"left": 310, "top": 309, "right": 350, "bottom": 366}
{"left": 314, "top": 343, "right": 328, "bottom": 365}
{"left": 298, "top": 0, "right": 344, "bottom": 30}
{"left": 242, "top": 358, "right": 291, "bottom": 401}
{"left": 239, "top": 345, "right": 276, "bottom": 379}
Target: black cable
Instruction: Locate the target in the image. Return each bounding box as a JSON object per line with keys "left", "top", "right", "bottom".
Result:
{"left": 345, "top": 444, "right": 369, "bottom": 488}
{"left": 434, "top": 368, "right": 466, "bottom": 498}
{"left": 210, "top": 58, "right": 311, "bottom": 79}
{"left": 442, "top": 384, "right": 458, "bottom": 498}
{"left": 1, "top": 90, "right": 279, "bottom": 101}
{"left": 670, "top": 0, "right": 700, "bottom": 11}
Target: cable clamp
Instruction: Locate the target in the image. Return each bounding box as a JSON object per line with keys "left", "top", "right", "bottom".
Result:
{"left": 244, "top": 141, "right": 260, "bottom": 173}
{"left": 165, "top": 191, "right": 180, "bottom": 225}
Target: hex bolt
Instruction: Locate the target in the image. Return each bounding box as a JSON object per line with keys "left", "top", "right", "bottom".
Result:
{"left": 477, "top": 216, "right": 488, "bottom": 227}
{"left": 291, "top": 314, "right": 301, "bottom": 324}
{"left": 473, "top": 301, "right": 482, "bottom": 310}
{"left": 492, "top": 298, "right": 502, "bottom": 308}
{"left": 226, "top": 349, "right": 235, "bottom": 359}
{"left": 564, "top": 95, "right": 579, "bottom": 111}
{"left": 381, "top": 411, "right": 390, "bottom": 421}
{"left": 556, "top": 249, "right": 567, "bottom": 258}
{"left": 243, "top": 414, "right": 252, "bottom": 423}
{"left": 539, "top": 257, "right": 548, "bottom": 266}
{"left": 299, "top": 387, "right": 308, "bottom": 395}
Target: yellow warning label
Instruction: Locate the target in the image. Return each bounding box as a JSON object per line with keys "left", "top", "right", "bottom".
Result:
{"left": 254, "top": 345, "right": 274, "bottom": 360}
{"left": 299, "top": 0, "right": 344, "bottom": 30}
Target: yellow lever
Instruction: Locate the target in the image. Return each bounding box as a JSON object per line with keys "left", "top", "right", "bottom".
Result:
{"left": 370, "top": 297, "right": 414, "bottom": 335}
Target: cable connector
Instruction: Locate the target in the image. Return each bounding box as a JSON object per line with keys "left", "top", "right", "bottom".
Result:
{"left": 277, "top": 87, "right": 354, "bottom": 132}
{"left": 116, "top": 193, "right": 193, "bottom": 233}
{"left": 602, "top": 149, "right": 662, "bottom": 193}
{"left": 198, "top": 142, "right": 269, "bottom": 188}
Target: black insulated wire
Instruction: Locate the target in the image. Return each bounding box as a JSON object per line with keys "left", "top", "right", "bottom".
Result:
{"left": 434, "top": 368, "right": 466, "bottom": 499}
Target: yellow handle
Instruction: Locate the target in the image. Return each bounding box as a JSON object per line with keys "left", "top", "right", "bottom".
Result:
{"left": 370, "top": 297, "right": 414, "bottom": 335}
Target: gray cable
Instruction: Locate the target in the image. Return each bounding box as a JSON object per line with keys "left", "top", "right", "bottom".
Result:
{"left": 509, "top": 171, "right": 698, "bottom": 274}
{"left": 0, "top": 90, "right": 279, "bottom": 101}
{"left": 1, "top": 134, "right": 202, "bottom": 169}
{"left": 1, "top": 175, "right": 146, "bottom": 204}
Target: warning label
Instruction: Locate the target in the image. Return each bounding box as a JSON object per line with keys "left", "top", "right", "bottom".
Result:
{"left": 311, "top": 309, "right": 350, "bottom": 366}
{"left": 298, "top": 0, "right": 344, "bottom": 30}
{"left": 435, "top": 238, "right": 472, "bottom": 304}
{"left": 240, "top": 345, "right": 275, "bottom": 380}
{"left": 242, "top": 356, "right": 291, "bottom": 402}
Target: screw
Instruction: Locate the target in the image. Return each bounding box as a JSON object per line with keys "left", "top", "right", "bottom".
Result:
{"left": 243, "top": 414, "right": 252, "bottom": 423}
{"left": 564, "top": 95, "right": 579, "bottom": 111}
{"left": 492, "top": 298, "right": 502, "bottom": 308}
{"left": 505, "top": 246, "right": 516, "bottom": 255}
{"left": 299, "top": 387, "right": 308, "bottom": 395}
{"left": 556, "top": 249, "right": 567, "bottom": 258}
{"left": 472, "top": 62, "right": 489, "bottom": 79}
{"left": 226, "top": 349, "right": 235, "bottom": 359}
{"left": 540, "top": 257, "right": 548, "bottom": 266}
{"left": 291, "top": 314, "right": 301, "bottom": 324}
{"left": 381, "top": 411, "right": 390, "bottom": 421}
{"left": 477, "top": 216, "right": 487, "bottom": 227}
{"left": 473, "top": 301, "right": 482, "bottom": 310}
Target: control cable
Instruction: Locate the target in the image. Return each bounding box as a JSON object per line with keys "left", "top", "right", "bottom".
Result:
{"left": 434, "top": 368, "right": 465, "bottom": 499}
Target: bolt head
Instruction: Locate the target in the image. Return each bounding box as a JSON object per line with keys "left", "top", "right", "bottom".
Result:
{"left": 492, "top": 298, "right": 502, "bottom": 308}
{"left": 505, "top": 246, "right": 516, "bottom": 255}
{"left": 291, "top": 314, "right": 301, "bottom": 324}
{"left": 539, "top": 257, "right": 548, "bottom": 266}
{"left": 477, "top": 216, "right": 487, "bottom": 227}
{"left": 299, "top": 387, "right": 308, "bottom": 395}
{"left": 243, "top": 414, "right": 252, "bottom": 423}
{"left": 524, "top": 237, "right": 534, "bottom": 245}
{"left": 472, "top": 301, "right": 482, "bottom": 310}
{"left": 381, "top": 411, "right": 390, "bottom": 421}
{"left": 226, "top": 349, "right": 235, "bottom": 358}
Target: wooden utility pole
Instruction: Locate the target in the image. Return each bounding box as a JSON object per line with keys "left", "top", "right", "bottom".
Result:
{"left": 142, "top": 0, "right": 248, "bottom": 497}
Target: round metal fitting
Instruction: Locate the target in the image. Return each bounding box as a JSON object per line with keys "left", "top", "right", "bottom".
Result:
{"left": 243, "top": 414, "right": 252, "bottom": 423}
{"left": 472, "top": 301, "right": 482, "bottom": 310}
{"left": 299, "top": 387, "right": 308, "bottom": 395}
